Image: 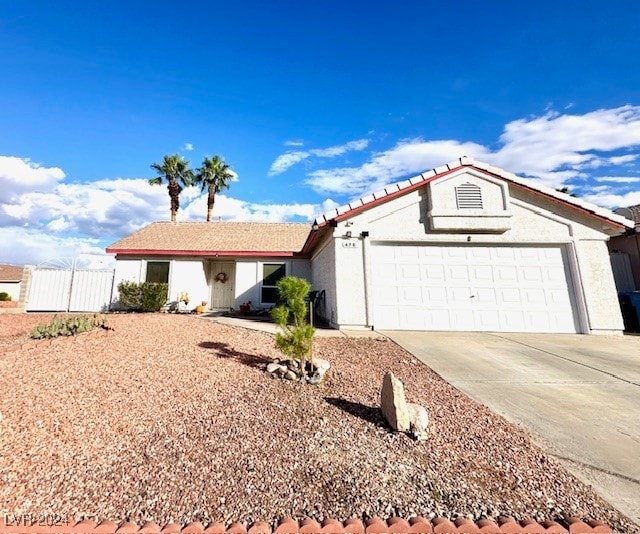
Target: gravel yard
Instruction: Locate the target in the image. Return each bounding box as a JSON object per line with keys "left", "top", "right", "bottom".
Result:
{"left": 0, "top": 313, "right": 636, "bottom": 532}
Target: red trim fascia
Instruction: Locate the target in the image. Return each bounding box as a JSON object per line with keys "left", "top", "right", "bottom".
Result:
{"left": 315, "top": 165, "right": 463, "bottom": 228}
{"left": 478, "top": 168, "right": 628, "bottom": 230}
{"left": 105, "top": 248, "right": 298, "bottom": 257}
{"left": 299, "top": 226, "right": 331, "bottom": 256}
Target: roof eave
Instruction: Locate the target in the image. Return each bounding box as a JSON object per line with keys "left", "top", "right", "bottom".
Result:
{"left": 106, "top": 248, "right": 301, "bottom": 257}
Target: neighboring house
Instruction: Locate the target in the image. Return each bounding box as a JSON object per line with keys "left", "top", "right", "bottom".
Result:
{"left": 608, "top": 204, "right": 640, "bottom": 291}
{"left": 0, "top": 264, "right": 23, "bottom": 301}
{"left": 107, "top": 157, "right": 631, "bottom": 334}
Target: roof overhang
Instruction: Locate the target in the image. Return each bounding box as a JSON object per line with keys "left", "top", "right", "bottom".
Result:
{"left": 310, "top": 157, "right": 633, "bottom": 233}
{"left": 105, "top": 248, "right": 306, "bottom": 258}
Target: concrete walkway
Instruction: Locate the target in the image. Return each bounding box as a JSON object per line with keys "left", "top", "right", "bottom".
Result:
{"left": 383, "top": 331, "right": 640, "bottom": 526}
{"left": 199, "top": 313, "right": 382, "bottom": 337}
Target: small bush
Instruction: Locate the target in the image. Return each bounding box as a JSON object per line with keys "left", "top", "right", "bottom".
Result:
{"left": 117, "top": 281, "right": 143, "bottom": 310}
{"left": 31, "top": 314, "right": 111, "bottom": 339}
{"left": 117, "top": 281, "right": 168, "bottom": 312}
{"left": 140, "top": 282, "right": 169, "bottom": 312}
{"left": 271, "top": 276, "right": 315, "bottom": 377}
{"left": 0, "top": 292, "right": 11, "bottom": 301}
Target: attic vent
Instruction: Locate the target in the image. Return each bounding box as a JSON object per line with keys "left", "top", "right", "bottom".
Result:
{"left": 455, "top": 182, "right": 483, "bottom": 209}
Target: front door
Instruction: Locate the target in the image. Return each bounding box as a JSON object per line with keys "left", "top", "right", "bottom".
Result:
{"left": 209, "top": 261, "right": 236, "bottom": 309}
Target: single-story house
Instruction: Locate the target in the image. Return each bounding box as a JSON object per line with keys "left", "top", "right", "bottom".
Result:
{"left": 608, "top": 204, "right": 640, "bottom": 292}
{"left": 0, "top": 264, "right": 23, "bottom": 302}
{"left": 107, "top": 157, "right": 631, "bottom": 334}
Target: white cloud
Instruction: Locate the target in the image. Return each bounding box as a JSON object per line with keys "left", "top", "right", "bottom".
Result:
{"left": 268, "top": 151, "right": 310, "bottom": 175}
{"left": 306, "top": 106, "right": 640, "bottom": 196}
{"left": 183, "top": 142, "right": 194, "bottom": 151}
{"left": 284, "top": 140, "right": 304, "bottom": 147}
{"left": 0, "top": 156, "right": 65, "bottom": 199}
{"left": 609, "top": 154, "right": 637, "bottom": 165}
{"left": 0, "top": 227, "right": 108, "bottom": 267}
{"left": 0, "top": 154, "right": 338, "bottom": 265}
{"left": 595, "top": 176, "right": 640, "bottom": 183}
{"left": 180, "top": 193, "right": 338, "bottom": 223}
{"left": 582, "top": 189, "right": 640, "bottom": 209}
{"left": 268, "top": 138, "right": 369, "bottom": 176}
{"left": 306, "top": 139, "right": 488, "bottom": 195}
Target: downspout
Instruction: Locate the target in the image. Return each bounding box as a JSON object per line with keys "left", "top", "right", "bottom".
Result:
{"left": 361, "top": 231, "right": 373, "bottom": 329}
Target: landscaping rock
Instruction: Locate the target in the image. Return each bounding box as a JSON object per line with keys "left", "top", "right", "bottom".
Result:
{"left": 266, "top": 362, "right": 282, "bottom": 374}
{"left": 284, "top": 370, "right": 297, "bottom": 381}
{"left": 380, "top": 371, "right": 410, "bottom": 432}
{"left": 311, "top": 357, "right": 331, "bottom": 377}
{"left": 407, "top": 402, "right": 429, "bottom": 441}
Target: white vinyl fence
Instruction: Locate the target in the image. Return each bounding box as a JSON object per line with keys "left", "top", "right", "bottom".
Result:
{"left": 26, "top": 258, "right": 115, "bottom": 312}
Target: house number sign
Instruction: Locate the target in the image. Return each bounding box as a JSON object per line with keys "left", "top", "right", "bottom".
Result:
{"left": 342, "top": 241, "right": 357, "bottom": 248}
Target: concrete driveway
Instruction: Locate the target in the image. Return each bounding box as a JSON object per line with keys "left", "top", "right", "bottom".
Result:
{"left": 382, "top": 331, "right": 640, "bottom": 526}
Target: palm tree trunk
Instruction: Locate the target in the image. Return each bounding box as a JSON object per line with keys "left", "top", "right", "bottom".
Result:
{"left": 206, "top": 185, "right": 216, "bottom": 222}
{"left": 168, "top": 179, "right": 182, "bottom": 223}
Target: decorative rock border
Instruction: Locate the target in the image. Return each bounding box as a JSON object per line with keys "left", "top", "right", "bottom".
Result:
{"left": 0, "top": 516, "right": 613, "bottom": 533}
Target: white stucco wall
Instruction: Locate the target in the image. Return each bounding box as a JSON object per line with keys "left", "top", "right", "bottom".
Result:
{"left": 169, "top": 260, "right": 209, "bottom": 310}
{"left": 112, "top": 257, "right": 208, "bottom": 311}
{"left": 314, "top": 169, "right": 624, "bottom": 333}
{"left": 310, "top": 232, "right": 338, "bottom": 326}
{"left": 111, "top": 258, "right": 143, "bottom": 306}
{"left": 574, "top": 240, "right": 625, "bottom": 332}
{"left": 235, "top": 260, "right": 260, "bottom": 307}
{"left": 113, "top": 257, "right": 312, "bottom": 312}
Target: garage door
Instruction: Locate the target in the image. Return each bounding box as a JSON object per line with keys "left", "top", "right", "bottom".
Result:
{"left": 371, "top": 244, "right": 579, "bottom": 333}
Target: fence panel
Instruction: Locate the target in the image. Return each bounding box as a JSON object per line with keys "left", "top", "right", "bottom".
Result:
{"left": 26, "top": 269, "right": 73, "bottom": 311}
{"left": 68, "top": 270, "right": 114, "bottom": 312}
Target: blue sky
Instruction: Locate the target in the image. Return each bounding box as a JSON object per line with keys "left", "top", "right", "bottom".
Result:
{"left": 2, "top": 1, "right": 640, "bottom": 265}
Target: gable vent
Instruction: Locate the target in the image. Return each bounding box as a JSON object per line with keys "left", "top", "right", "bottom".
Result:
{"left": 455, "top": 182, "right": 483, "bottom": 209}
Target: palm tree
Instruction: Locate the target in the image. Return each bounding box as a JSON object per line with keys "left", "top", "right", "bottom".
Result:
{"left": 149, "top": 154, "right": 194, "bottom": 222}
{"left": 195, "top": 155, "right": 234, "bottom": 222}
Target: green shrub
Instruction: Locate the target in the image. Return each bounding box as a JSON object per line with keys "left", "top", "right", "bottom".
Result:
{"left": 0, "top": 292, "right": 11, "bottom": 301}
{"left": 117, "top": 281, "right": 168, "bottom": 312}
{"left": 271, "top": 276, "right": 315, "bottom": 376}
{"left": 140, "top": 282, "right": 169, "bottom": 312}
{"left": 31, "top": 314, "right": 111, "bottom": 339}
{"left": 117, "top": 281, "right": 143, "bottom": 310}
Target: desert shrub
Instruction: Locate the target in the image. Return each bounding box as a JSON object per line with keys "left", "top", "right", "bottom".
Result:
{"left": 31, "top": 314, "right": 111, "bottom": 339}
{"left": 117, "top": 281, "right": 143, "bottom": 310}
{"left": 140, "top": 282, "right": 169, "bottom": 312}
{"left": 117, "top": 281, "right": 168, "bottom": 312}
{"left": 271, "top": 276, "right": 315, "bottom": 376}
{"left": 0, "top": 292, "right": 11, "bottom": 301}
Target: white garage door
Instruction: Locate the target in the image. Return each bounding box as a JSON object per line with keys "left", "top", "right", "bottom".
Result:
{"left": 371, "top": 244, "right": 579, "bottom": 333}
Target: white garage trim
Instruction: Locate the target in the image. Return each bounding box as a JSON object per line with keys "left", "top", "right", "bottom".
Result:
{"left": 370, "top": 243, "right": 581, "bottom": 333}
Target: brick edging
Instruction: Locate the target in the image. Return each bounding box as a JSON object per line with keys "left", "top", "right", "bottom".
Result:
{"left": 0, "top": 516, "right": 613, "bottom": 533}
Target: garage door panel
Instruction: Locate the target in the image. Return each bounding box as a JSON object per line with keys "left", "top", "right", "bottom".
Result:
{"left": 371, "top": 244, "right": 578, "bottom": 333}
{"left": 425, "top": 287, "right": 447, "bottom": 304}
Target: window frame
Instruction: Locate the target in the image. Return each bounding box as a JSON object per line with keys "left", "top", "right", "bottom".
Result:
{"left": 145, "top": 260, "right": 171, "bottom": 284}
{"left": 260, "top": 262, "right": 287, "bottom": 305}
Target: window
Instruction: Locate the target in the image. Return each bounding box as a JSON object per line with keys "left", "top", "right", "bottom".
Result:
{"left": 455, "top": 182, "right": 483, "bottom": 209}
{"left": 261, "top": 263, "right": 286, "bottom": 304}
{"left": 146, "top": 261, "right": 170, "bottom": 284}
